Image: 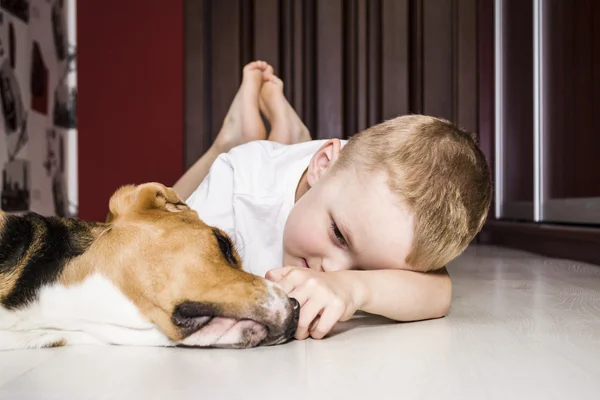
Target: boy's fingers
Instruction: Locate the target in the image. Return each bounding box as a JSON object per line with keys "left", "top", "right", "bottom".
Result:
{"left": 310, "top": 307, "right": 342, "bottom": 340}
{"left": 295, "top": 300, "right": 323, "bottom": 340}
{"left": 272, "top": 268, "right": 309, "bottom": 294}
{"left": 277, "top": 273, "right": 300, "bottom": 294}
{"left": 287, "top": 287, "right": 309, "bottom": 308}
{"left": 265, "top": 266, "right": 295, "bottom": 283}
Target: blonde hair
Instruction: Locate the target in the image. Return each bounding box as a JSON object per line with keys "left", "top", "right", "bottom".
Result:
{"left": 334, "top": 114, "right": 492, "bottom": 271}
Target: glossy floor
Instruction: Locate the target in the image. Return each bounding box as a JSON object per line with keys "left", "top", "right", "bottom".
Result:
{"left": 1, "top": 245, "right": 599, "bottom": 399}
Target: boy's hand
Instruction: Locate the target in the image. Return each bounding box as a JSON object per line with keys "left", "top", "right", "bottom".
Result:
{"left": 265, "top": 267, "right": 366, "bottom": 340}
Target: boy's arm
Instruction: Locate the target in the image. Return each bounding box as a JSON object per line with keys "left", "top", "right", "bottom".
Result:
{"left": 266, "top": 267, "right": 452, "bottom": 340}
{"left": 173, "top": 145, "right": 222, "bottom": 200}
{"left": 353, "top": 267, "right": 451, "bottom": 322}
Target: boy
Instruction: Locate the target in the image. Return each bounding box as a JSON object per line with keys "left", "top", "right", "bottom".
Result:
{"left": 174, "top": 61, "right": 492, "bottom": 341}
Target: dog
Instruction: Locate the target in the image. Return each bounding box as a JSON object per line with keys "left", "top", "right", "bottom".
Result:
{"left": 0, "top": 182, "right": 300, "bottom": 350}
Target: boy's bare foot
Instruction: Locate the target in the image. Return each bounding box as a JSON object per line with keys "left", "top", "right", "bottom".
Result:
{"left": 259, "top": 72, "right": 311, "bottom": 144}
{"left": 213, "top": 61, "right": 269, "bottom": 153}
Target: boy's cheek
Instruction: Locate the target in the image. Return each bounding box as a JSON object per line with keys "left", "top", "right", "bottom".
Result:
{"left": 283, "top": 212, "right": 321, "bottom": 252}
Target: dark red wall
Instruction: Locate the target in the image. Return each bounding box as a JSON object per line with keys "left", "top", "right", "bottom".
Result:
{"left": 77, "top": 0, "right": 183, "bottom": 222}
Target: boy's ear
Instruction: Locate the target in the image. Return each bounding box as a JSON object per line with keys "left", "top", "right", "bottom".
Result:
{"left": 306, "top": 139, "right": 342, "bottom": 187}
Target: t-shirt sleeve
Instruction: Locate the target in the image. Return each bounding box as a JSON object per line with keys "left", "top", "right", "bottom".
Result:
{"left": 185, "top": 153, "right": 235, "bottom": 235}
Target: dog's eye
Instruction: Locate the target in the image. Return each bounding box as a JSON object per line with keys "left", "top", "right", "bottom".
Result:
{"left": 213, "top": 229, "right": 238, "bottom": 266}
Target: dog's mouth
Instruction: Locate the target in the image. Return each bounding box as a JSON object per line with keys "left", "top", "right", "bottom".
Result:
{"left": 178, "top": 317, "right": 269, "bottom": 348}
{"left": 173, "top": 299, "right": 300, "bottom": 349}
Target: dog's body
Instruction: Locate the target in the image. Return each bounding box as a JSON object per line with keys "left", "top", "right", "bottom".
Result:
{"left": 0, "top": 183, "right": 299, "bottom": 350}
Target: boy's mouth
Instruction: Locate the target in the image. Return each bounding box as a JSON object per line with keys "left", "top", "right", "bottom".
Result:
{"left": 301, "top": 258, "right": 309, "bottom": 268}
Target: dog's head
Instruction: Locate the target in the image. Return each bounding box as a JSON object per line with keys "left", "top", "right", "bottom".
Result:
{"left": 0, "top": 182, "right": 299, "bottom": 349}
{"left": 101, "top": 182, "right": 300, "bottom": 348}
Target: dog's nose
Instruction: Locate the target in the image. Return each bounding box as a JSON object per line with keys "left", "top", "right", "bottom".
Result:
{"left": 284, "top": 298, "right": 300, "bottom": 339}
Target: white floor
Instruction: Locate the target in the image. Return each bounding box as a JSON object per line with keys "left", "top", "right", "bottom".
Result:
{"left": 1, "top": 245, "right": 599, "bottom": 400}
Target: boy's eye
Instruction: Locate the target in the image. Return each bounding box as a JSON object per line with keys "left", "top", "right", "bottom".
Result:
{"left": 331, "top": 221, "right": 347, "bottom": 247}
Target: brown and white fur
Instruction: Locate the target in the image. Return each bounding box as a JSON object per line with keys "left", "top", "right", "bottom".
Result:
{"left": 0, "top": 182, "right": 299, "bottom": 350}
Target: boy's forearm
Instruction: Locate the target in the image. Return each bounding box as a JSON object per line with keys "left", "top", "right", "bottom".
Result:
{"left": 173, "top": 145, "right": 222, "bottom": 200}
{"left": 347, "top": 268, "right": 452, "bottom": 322}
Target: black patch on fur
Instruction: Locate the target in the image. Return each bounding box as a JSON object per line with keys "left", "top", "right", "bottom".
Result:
{"left": 0, "top": 215, "right": 35, "bottom": 275}
{"left": 0, "top": 212, "right": 95, "bottom": 309}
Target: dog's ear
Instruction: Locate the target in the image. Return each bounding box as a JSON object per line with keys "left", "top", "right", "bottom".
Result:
{"left": 107, "top": 183, "right": 189, "bottom": 221}
{"left": 134, "top": 183, "right": 189, "bottom": 213}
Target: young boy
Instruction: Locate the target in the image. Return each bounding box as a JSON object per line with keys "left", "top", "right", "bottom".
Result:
{"left": 174, "top": 61, "right": 492, "bottom": 341}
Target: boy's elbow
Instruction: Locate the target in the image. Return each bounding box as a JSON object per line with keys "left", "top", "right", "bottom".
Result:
{"left": 434, "top": 297, "right": 451, "bottom": 319}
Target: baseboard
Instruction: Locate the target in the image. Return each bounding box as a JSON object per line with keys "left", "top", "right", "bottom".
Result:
{"left": 478, "top": 219, "right": 600, "bottom": 266}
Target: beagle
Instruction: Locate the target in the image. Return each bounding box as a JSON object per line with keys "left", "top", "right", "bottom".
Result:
{"left": 0, "top": 183, "right": 299, "bottom": 350}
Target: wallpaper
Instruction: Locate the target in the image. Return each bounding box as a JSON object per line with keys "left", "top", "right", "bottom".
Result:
{"left": 0, "top": 0, "right": 76, "bottom": 217}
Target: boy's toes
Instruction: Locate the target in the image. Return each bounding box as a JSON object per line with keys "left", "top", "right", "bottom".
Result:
{"left": 262, "top": 64, "right": 275, "bottom": 79}
{"left": 254, "top": 60, "right": 269, "bottom": 71}
{"left": 266, "top": 74, "right": 284, "bottom": 89}
{"left": 244, "top": 60, "right": 267, "bottom": 73}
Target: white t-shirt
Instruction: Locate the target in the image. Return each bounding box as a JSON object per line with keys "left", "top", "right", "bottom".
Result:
{"left": 186, "top": 139, "right": 342, "bottom": 278}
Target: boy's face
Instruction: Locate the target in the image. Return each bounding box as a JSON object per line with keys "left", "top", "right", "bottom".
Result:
{"left": 282, "top": 139, "right": 415, "bottom": 273}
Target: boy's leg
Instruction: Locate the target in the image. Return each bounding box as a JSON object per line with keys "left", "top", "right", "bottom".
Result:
{"left": 259, "top": 70, "right": 312, "bottom": 144}
{"left": 173, "top": 61, "right": 270, "bottom": 200}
